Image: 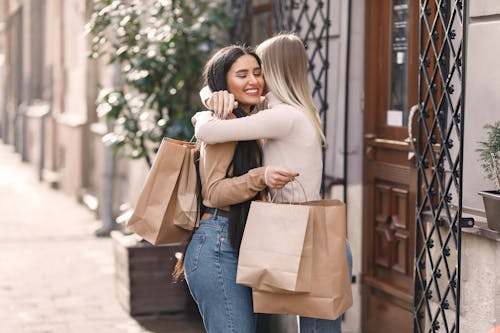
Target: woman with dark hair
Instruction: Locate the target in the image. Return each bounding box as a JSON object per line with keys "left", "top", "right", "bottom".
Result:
{"left": 183, "top": 45, "right": 298, "bottom": 333}
{"left": 194, "top": 34, "right": 353, "bottom": 333}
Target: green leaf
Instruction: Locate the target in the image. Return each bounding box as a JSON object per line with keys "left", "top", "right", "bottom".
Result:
{"left": 87, "top": 0, "right": 234, "bottom": 163}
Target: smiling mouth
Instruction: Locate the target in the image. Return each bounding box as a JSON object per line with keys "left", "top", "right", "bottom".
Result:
{"left": 245, "top": 89, "right": 260, "bottom": 95}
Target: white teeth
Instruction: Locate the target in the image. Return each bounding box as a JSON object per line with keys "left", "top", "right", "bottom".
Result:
{"left": 246, "top": 89, "right": 258, "bottom": 94}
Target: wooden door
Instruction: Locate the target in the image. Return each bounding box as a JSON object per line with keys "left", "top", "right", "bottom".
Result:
{"left": 362, "top": 1, "right": 419, "bottom": 332}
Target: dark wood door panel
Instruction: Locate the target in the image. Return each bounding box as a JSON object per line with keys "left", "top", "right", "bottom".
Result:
{"left": 367, "top": 177, "right": 413, "bottom": 292}
{"left": 363, "top": 0, "right": 419, "bottom": 331}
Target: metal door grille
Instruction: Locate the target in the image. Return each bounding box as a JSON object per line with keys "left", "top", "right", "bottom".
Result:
{"left": 271, "top": 0, "right": 331, "bottom": 136}
{"left": 229, "top": 0, "right": 252, "bottom": 45}
{"left": 414, "top": 1, "right": 470, "bottom": 332}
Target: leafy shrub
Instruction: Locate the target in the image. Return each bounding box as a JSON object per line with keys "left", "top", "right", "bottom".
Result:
{"left": 477, "top": 121, "right": 500, "bottom": 190}
{"left": 86, "top": 0, "right": 234, "bottom": 166}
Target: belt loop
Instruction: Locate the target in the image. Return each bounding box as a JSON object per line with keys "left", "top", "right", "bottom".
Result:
{"left": 213, "top": 208, "right": 219, "bottom": 219}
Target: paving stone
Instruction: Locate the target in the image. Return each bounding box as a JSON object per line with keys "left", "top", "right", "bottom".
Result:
{"left": 0, "top": 143, "right": 204, "bottom": 333}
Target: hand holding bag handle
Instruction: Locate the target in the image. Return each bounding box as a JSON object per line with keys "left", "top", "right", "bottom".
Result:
{"left": 268, "top": 178, "right": 308, "bottom": 203}
{"left": 252, "top": 198, "right": 353, "bottom": 320}
{"left": 237, "top": 179, "right": 313, "bottom": 293}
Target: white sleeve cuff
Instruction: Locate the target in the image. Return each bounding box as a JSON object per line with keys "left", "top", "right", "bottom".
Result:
{"left": 264, "top": 166, "right": 270, "bottom": 186}
{"left": 199, "top": 86, "right": 213, "bottom": 108}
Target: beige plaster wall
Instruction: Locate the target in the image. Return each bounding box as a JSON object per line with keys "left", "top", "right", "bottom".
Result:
{"left": 460, "top": 4, "right": 500, "bottom": 332}
{"left": 49, "top": 0, "right": 88, "bottom": 197}
{"left": 62, "top": 0, "right": 87, "bottom": 123}
{"left": 460, "top": 233, "right": 500, "bottom": 333}
{"left": 463, "top": 20, "right": 500, "bottom": 211}
{"left": 55, "top": 120, "right": 84, "bottom": 196}
{"left": 341, "top": 0, "right": 365, "bottom": 332}
{"left": 470, "top": 0, "right": 500, "bottom": 18}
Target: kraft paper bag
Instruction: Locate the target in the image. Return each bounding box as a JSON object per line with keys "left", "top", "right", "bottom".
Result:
{"left": 236, "top": 201, "right": 313, "bottom": 293}
{"left": 127, "top": 137, "right": 199, "bottom": 245}
{"left": 252, "top": 199, "right": 353, "bottom": 320}
{"left": 173, "top": 147, "right": 199, "bottom": 230}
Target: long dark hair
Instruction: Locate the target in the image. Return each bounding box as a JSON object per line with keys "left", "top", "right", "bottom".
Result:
{"left": 205, "top": 46, "right": 264, "bottom": 251}
{"left": 173, "top": 46, "right": 262, "bottom": 280}
{"left": 225, "top": 108, "right": 263, "bottom": 251}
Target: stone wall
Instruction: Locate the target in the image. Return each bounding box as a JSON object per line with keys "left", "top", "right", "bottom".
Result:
{"left": 461, "top": 233, "right": 500, "bottom": 333}
{"left": 460, "top": 1, "right": 500, "bottom": 332}
{"left": 463, "top": 1, "right": 500, "bottom": 210}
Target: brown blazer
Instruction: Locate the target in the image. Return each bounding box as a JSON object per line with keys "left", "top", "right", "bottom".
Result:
{"left": 199, "top": 140, "right": 267, "bottom": 211}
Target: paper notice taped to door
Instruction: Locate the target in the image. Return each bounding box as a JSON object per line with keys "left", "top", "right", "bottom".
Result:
{"left": 387, "top": 110, "right": 404, "bottom": 127}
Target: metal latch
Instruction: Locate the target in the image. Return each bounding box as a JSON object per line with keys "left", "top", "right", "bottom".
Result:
{"left": 459, "top": 217, "right": 475, "bottom": 228}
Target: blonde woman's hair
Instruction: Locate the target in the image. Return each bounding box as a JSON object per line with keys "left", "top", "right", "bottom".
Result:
{"left": 256, "top": 33, "right": 326, "bottom": 144}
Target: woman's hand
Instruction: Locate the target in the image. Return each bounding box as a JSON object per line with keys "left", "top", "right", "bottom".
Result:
{"left": 264, "top": 167, "right": 300, "bottom": 189}
{"left": 206, "top": 90, "right": 238, "bottom": 119}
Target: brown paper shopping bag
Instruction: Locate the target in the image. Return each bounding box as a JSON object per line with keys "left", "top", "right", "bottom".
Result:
{"left": 127, "top": 137, "right": 199, "bottom": 245}
{"left": 252, "top": 199, "right": 353, "bottom": 320}
{"left": 236, "top": 201, "right": 313, "bottom": 293}
{"left": 172, "top": 146, "right": 199, "bottom": 230}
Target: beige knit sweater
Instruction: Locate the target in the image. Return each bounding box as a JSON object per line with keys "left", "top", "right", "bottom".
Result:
{"left": 194, "top": 92, "right": 323, "bottom": 203}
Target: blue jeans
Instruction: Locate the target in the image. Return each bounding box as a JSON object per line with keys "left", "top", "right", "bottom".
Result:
{"left": 184, "top": 211, "right": 255, "bottom": 333}
{"left": 299, "top": 240, "right": 353, "bottom": 333}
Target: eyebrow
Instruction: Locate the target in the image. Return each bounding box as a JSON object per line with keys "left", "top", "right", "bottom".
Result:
{"left": 235, "top": 67, "right": 261, "bottom": 74}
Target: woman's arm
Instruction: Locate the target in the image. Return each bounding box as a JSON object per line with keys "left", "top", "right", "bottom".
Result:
{"left": 206, "top": 167, "right": 299, "bottom": 207}
{"left": 205, "top": 166, "right": 267, "bottom": 207}
{"left": 194, "top": 107, "right": 295, "bottom": 144}
{"left": 201, "top": 143, "right": 298, "bottom": 207}
{"left": 200, "top": 142, "right": 260, "bottom": 208}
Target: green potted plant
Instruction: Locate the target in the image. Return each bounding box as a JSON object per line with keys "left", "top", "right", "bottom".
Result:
{"left": 477, "top": 121, "right": 500, "bottom": 231}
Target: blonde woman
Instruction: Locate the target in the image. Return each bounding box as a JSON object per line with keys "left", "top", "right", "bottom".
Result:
{"left": 193, "top": 34, "right": 353, "bottom": 333}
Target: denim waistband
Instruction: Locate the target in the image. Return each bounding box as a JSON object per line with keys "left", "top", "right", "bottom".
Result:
{"left": 199, "top": 210, "right": 230, "bottom": 230}
{"left": 203, "top": 207, "right": 231, "bottom": 220}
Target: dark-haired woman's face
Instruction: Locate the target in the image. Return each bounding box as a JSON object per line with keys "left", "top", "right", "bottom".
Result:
{"left": 226, "top": 55, "right": 265, "bottom": 112}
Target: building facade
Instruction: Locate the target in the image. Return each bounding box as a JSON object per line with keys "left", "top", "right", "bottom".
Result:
{"left": 0, "top": 1, "right": 498, "bottom": 332}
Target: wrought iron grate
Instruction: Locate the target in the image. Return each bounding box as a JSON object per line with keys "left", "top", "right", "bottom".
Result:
{"left": 272, "top": 0, "right": 331, "bottom": 128}
{"left": 414, "top": 1, "right": 469, "bottom": 332}
{"left": 229, "top": 0, "right": 252, "bottom": 45}
{"left": 230, "top": 0, "right": 331, "bottom": 134}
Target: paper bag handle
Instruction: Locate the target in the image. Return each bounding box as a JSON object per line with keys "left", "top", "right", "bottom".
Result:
{"left": 268, "top": 179, "right": 308, "bottom": 203}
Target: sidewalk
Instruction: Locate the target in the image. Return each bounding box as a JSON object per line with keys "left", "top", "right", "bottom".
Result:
{"left": 0, "top": 143, "right": 204, "bottom": 333}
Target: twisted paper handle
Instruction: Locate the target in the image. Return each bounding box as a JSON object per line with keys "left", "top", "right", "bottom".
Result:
{"left": 268, "top": 178, "right": 308, "bottom": 203}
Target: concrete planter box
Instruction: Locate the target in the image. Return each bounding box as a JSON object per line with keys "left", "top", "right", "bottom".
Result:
{"left": 111, "top": 231, "right": 191, "bottom": 316}
{"left": 479, "top": 191, "right": 500, "bottom": 232}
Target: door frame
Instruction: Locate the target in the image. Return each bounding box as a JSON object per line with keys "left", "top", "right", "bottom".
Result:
{"left": 362, "top": 0, "right": 419, "bottom": 332}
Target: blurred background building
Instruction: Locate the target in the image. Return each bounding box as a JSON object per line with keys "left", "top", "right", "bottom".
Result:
{"left": 0, "top": 1, "right": 498, "bottom": 332}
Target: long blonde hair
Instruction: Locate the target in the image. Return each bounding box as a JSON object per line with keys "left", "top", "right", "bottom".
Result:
{"left": 256, "top": 33, "right": 326, "bottom": 144}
